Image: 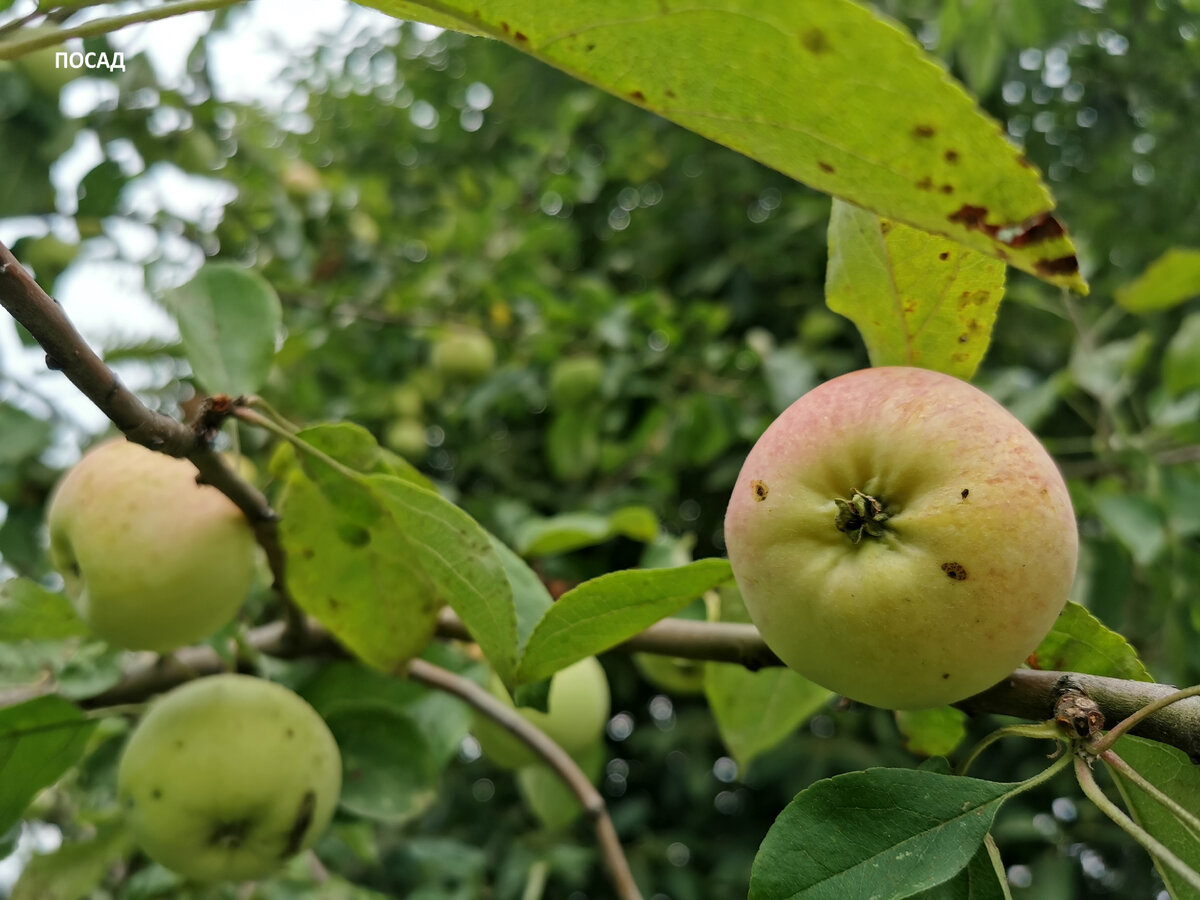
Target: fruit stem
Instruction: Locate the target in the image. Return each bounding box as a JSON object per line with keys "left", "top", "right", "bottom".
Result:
{"left": 1075, "top": 754, "right": 1200, "bottom": 893}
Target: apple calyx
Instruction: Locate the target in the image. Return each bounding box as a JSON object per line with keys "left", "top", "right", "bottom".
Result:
{"left": 834, "top": 489, "right": 890, "bottom": 543}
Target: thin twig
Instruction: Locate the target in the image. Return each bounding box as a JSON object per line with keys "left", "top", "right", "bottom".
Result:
{"left": 0, "top": 0, "right": 244, "bottom": 59}
{"left": 404, "top": 658, "right": 643, "bottom": 900}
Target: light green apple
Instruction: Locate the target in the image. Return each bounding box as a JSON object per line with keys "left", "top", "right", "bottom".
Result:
{"left": 724, "top": 366, "right": 1078, "bottom": 710}
{"left": 515, "top": 741, "right": 606, "bottom": 831}
{"left": 118, "top": 674, "right": 342, "bottom": 882}
{"left": 46, "top": 439, "right": 258, "bottom": 652}
{"left": 634, "top": 653, "right": 706, "bottom": 696}
{"left": 430, "top": 327, "right": 495, "bottom": 382}
{"left": 473, "top": 656, "right": 610, "bottom": 770}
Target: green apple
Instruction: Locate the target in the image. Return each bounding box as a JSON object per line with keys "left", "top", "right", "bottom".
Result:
{"left": 724, "top": 366, "right": 1078, "bottom": 710}
{"left": 46, "top": 439, "right": 258, "bottom": 652}
{"left": 548, "top": 355, "right": 604, "bottom": 407}
{"left": 515, "top": 741, "right": 605, "bottom": 831}
{"left": 118, "top": 674, "right": 342, "bottom": 882}
{"left": 430, "top": 327, "right": 495, "bottom": 382}
{"left": 384, "top": 418, "right": 427, "bottom": 462}
{"left": 473, "top": 656, "right": 610, "bottom": 770}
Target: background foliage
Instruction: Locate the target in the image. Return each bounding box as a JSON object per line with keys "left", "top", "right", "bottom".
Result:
{"left": 0, "top": 0, "right": 1198, "bottom": 897}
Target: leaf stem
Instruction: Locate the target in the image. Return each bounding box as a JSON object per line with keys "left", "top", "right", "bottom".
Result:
{"left": 244, "top": 394, "right": 300, "bottom": 433}
{"left": 1074, "top": 755, "right": 1200, "bottom": 893}
{"left": 957, "top": 721, "right": 1064, "bottom": 776}
{"left": 234, "top": 407, "right": 363, "bottom": 482}
{"left": 1100, "top": 749, "right": 1200, "bottom": 842}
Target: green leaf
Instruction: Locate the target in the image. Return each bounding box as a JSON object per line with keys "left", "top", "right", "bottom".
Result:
{"left": 1115, "top": 247, "right": 1200, "bottom": 312}
{"left": 0, "top": 697, "right": 96, "bottom": 836}
{"left": 749, "top": 768, "right": 1014, "bottom": 900}
{"left": 515, "top": 558, "right": 732, "bottom": 683}
{"left": 278, "top": 429, "right": 515, "bottom": 678}
{"left": 0, "top": 580, "right": 87, "bottom": 641}
{"left": 706, "top": 663, "right": 831, "bottom": 768}
{"left": 1108, "top": 736, "right": 1200, "bottom": 900}
{"left": 369, "top": 475, "right": 517, "bottom": 681}
{"left": 1164, "top": 312, "right": 1200, "bottom": 397}
{"left": 826, "top": 199, "right": 1005, "bottom": 380}
{"left": 919, "top": 836, "right": 1012, "bottom": 900}
{"left": 75, "top": 160, "right": 123, "bottom": 218}
{"left": 358, "top": 0, "right": 1086, "bottom": 291}
{"left": 326, "top": 705, "right": 439, "bottom": 824}
{"left": 895, "top": 706, "right": 969, "bottom": 759}
{"left": 1029, "top": 601, "right": 1152, "bottom": 681}
{"left": 1093, "top": 493, "right": 1168, "bottom": 567}
{"left": 161, "top": 263, "right": 282, "bottom": 397}
{"left": 0, "top": 404, "right": 52, "bottom": 465}
{"left": 514, "top": 505, "right": 660, "bottom": 557}
{"left": 11, "top": 823, "right": 134, "bottom": 900}
{"left": 278, "top": 474, "right": 441, "bottom": 672}
{"left": 489, "top": 535, "right": 553, "bottom": 657}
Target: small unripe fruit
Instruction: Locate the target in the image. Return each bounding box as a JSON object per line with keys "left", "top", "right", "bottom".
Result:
{"left": 430, "top": 327, "right": 495, "bottom": 383}
{"left": 548, "top": 355, "right": 604, "bottom": 407}
{"left": 473, "top": 657, "right": 610, "bottom": 770}
{"left": 385, "top": 418, "right": 427, "bottom": 461}
{"left": 724, "top": 367, "right": 1078, "bottom": 710}
{"left": 117, "top": 675, "right": 342, "bottom": 882}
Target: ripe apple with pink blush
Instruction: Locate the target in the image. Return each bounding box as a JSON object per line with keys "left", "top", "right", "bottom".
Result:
{"left": 723, "top": 366, "right": 1078, "bottom": 710}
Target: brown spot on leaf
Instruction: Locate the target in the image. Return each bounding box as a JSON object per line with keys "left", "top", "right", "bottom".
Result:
{"left": 666, "top": 88, "right": 676, "bottom": 98}
{"left": 948, "top": 204, "right": 994, "bottom": 234}
{"left": 958, "top": 334, "right": 969, "bottom": 343}
{"left": 941, "top": 562, "right": 968, "bottom": 581}
{"left": 1017, "top": 155, "right": 1034, "bottom": 168}
{"left": 1007, "top": 213, "right": 1065, "bottom": 248}
{"left": 585, "top": 43, "right": 595, "bottom": 51}
{"left": 1036, "top": 255, "right": 1080, "bottom": 276}
{"left": 751, "top": 480, "right": 769, "bottom": 502}
{"left": 913, "top": 124, "right": 936, "bottom": 138}
{"left": 915, "top": 175, "right": 933, "bottom": 191}
{"left": 940, "top": 184, "right": 954, "bottom": 194}
{"left": 942, "top": 672, "right": 951, "bottom": 679}
{"left": 629, "top": 89, "right": 645, "bottom": 102}
{"left": 499, "top": 20, "right": 510, "bottom": 32}
{"left": 800, "top": 27, "right": 828, "bottom": 53}
{"left": 938, "top": 251, "right": 950, "bottom": 260}
{"left": 944, "top": 149, "right": 960, "bottom": 163}
{"left": 818, "top": 161, "right": 835, "bottom": 173}
{"left": 514, "top": 30, "right": 528, "bottom": 42}
{"left": 880, "top": 221, "right": 893, "bottom": 234}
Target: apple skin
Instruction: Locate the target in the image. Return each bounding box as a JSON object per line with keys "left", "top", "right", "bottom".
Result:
{"left": 724, "top": 366, "right": 1078, "bottom": 710}
{"left": 473, "top": 657, "right": 610, "bottom": 770}
{"left": 430, "top": 327, "right": 496, "bottom": 382}
{"left": 634, "top": 653, "right": 706, "bottom": 696}
{"left": 46, "top": 439, "right": 258, "bottom": 652}
{"left": 117, "top": 674, "right": 342, "bottom": 882}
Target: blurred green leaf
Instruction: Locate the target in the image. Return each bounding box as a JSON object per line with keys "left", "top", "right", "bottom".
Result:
{"left": 11, "top": 822, "right": 133, "bottom": 900}
{"left": 1109, "top": 736, "right": 1200, "bottom": 900}
{"left": 0, "top": 579, "right": 87, "bottom": 641}
{"left": 161, "top": 263, "right": 282, "bottom": 397}
{"left": 826, "top": 199, "right": 1005, "bottom": 380}
{"left": 515, "top": 558, "right": 732, "bottom": 683}
{"left": 1163, "top": 312, "right": 1200, "bottom": 396}
{"left": 515, "top": 505, "right": 660, "bottom": 557}
{"left": 1094, "top": 493, "right": 1168, "bottom": 567}
{"left": 1115, "top": 247, "right": 1200, "bottom": 312}
{"left": 921, "top": 836, "right": 1012, "bottom": 899}
{"left": 360, "top": 0, "right": 1086, "bottom": 290}
{"left": 706, "top": 663, "right": 831, "bottom": 769}
{"left": 0, "top": 404, "right": 52, "bottom": 466}
{"left": 0, "top": 697, "right": 96, "bottom": 837}
{"left": 75, "top": 160, "right": 123, "bottom": 218}
{"left": 750, "top": 768, "right": 1013, "bottom": 899}
{"left": 1030, "top": 601, "right": 1152, "bottom": 681}
{"left": 895, "top": 706, "right": 969, "bottom": 759}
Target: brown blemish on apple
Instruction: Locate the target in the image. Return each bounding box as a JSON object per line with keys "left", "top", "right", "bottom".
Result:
{"left": 283, "top": 791, "right": 317, "bottom": 857}
{"left": 751, "top": 480, "right": 769, "bottom": 502}
{"left": 800, "top": 27, "right": 829, "bottom": 53}
{"left": 941, "top": 562, "right": 968, "bottom": 581}
{"left": 942, "top": 672, "right": 951, "bottom": 679}
{"left": 960, "top": 488, "right": 970, "bottom": 499}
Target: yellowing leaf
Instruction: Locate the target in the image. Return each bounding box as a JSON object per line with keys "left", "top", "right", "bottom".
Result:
{"left": 827, "top": 199, "right": 1004, "bottom": 379}
{"left": 359, "top": 0, "right": 1087, "bottom": 291}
